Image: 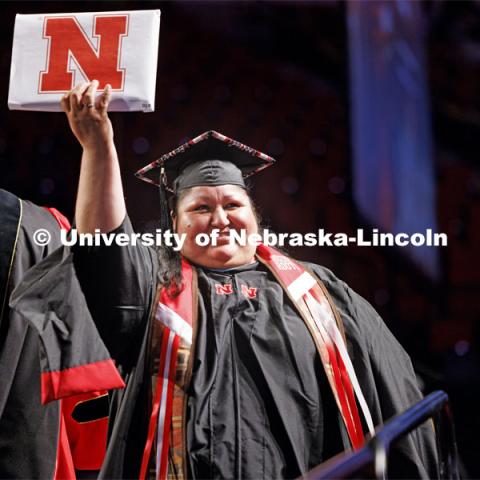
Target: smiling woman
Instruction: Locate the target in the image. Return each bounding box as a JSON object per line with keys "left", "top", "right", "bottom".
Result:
{"left": 174, "top": 183, "right": 259, "bottom": 269}
{"left": 13, "top": 81, "right": 439, "bottom": 480}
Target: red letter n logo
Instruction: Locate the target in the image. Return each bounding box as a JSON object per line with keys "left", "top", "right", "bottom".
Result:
{"left": 241, "top": 284, "right": 257, "bottom": 299}
{"left": 39, "top": 15, "right": 128, "bottom": 92}
{"left": 215, "top": 284, "right": 233, "bottom": 295}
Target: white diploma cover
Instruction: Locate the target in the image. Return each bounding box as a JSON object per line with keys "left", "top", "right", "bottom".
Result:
{"left": 8, "top": 10, "right": 160, "bottom": 112}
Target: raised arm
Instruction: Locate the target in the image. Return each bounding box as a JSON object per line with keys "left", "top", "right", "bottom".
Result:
{"left": 61, "top": 80, "right": 125, "bottom": 233}
{"left": 59, "top": 81, "right": 157, "bottom": 370}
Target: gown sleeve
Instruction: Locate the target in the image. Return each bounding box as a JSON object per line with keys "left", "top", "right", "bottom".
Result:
{"left": 71, "top": 216, "right": 158, "bottom": 372}
{"left": 310, "top": 263, "right": 439, "bottom": 479}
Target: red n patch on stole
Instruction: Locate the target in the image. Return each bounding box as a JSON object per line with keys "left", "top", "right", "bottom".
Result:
{"left": 39, "top": 15, "right": 128, "bottom": 92}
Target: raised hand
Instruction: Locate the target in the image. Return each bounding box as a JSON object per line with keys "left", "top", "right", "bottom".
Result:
{"left": 61, "top": 80, "right": 113, "bottom": 151}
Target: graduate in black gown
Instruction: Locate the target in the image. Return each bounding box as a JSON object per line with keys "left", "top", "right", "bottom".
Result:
{"left": 12, "top": 81, "right": 438, "bottom": 479}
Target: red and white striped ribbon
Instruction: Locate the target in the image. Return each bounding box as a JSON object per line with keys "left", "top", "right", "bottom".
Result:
{"left": 139, "top": 326, "right": 180, "bottom": 480}
{"left": 288, "top": 270, "right": 375, "bottom": 440}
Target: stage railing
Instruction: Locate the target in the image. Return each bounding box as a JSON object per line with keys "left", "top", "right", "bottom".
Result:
{"left": 303, "top": 390, "right": 459, "bottom": 480}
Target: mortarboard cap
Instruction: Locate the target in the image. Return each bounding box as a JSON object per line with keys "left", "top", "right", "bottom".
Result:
{"left": 135, "top": 130, "right": 275, "bottom": 193}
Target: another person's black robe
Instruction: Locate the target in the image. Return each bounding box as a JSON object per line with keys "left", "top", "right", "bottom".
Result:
{"left": 2, "top": 189, "right": 122, "bottom": 479}
{"left": 0, "top": 189, "right": 64, "bottom": 479}
{"left": 11, "top": 217, "right": 438, "bottom": 479}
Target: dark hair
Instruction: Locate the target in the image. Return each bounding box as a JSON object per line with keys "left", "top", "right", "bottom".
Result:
{"left": 156, "top": 243, "right": 183, "bottom": 296}
{"left": 156, "top": 185, "right": 262, "bottom": 296}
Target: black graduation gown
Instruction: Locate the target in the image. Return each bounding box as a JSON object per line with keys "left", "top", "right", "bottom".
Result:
{"left": 11, "top": 216, "right": 438, "bottom": 479}
{"left": 3, "top": 189, "right": 123, "bottom": 479}
{"left": 0, "top": 189, "right": 66, "bottom": 479}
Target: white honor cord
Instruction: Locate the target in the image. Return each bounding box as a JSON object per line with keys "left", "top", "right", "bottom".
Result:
{"left": 305, "top": 291, "right": 375, "bottom": 437}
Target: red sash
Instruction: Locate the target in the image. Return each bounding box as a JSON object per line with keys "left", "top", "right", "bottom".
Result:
{"left": 140, "top": 259, "right": 194, "bottom": 479}
{"left": 256, "top": 244, "right": 374, "bottom": 449}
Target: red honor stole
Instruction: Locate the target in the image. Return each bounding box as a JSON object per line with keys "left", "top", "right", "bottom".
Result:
{"left": 256, "top": 244, "right": 374, "bottom": 449}
{"left": 141, "top": 247, "right": 374, "bottom": 479}
{"left": 140, "top": 259, "right": 195, "bottom": 480}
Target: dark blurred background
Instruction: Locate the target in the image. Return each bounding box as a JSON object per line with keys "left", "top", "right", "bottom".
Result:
{"left": 1, "top": 0, "right": 479, "bottom": 476}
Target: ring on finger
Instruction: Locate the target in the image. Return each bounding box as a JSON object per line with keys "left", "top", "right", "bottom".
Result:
{"left": 85, "top": 103, "right": 95, "bottom": 108}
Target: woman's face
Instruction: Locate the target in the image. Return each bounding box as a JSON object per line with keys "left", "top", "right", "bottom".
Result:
{"left": 173, "top": 184, "right": 258, "bottom": 269}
